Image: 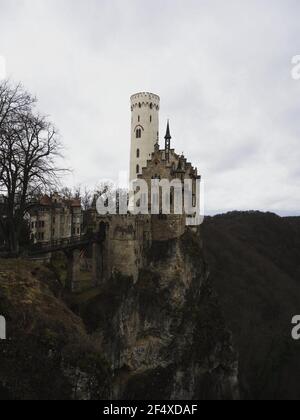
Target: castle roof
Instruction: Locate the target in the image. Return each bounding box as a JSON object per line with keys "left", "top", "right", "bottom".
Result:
{"left": 165, "top": 121, "right": 172, "bottom": 141}
{"left": 36, "top": 194, "right": 81, "bottom": 208}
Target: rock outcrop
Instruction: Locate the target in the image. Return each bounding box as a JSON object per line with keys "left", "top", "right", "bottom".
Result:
{"left": 0, "top": 260, "right": 110, "bottom": 400}
{"left": 0, "top": 228, "right": 239, "bottom": 400}
{"left": 82, "top": 230, "right": 239, "bottom": 400}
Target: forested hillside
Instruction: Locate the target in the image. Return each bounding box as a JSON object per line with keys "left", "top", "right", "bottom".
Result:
{"left": 202, "top": 212, "right": 300, "bottom": 400}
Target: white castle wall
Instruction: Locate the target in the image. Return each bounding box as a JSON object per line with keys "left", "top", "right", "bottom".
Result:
{"left": 129, "top": 92, "right": 160, "bottom": 182}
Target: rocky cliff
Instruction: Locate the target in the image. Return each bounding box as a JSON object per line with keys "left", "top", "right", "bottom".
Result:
{"left": 0, "top": 260, "right": 110, "bottom": 400}
{"left": 0, "top": 229, "right": 239, "bottom": 400}
{"left": 81, "top": 229, "right": 239, "bottom": 400}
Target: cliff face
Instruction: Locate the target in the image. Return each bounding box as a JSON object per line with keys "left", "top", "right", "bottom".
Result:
{"left": 82, "top": 230, "right": 239, "bottom": 400}
{"left": 0, "top": 260, "right": 110, "bottom": 400}
{"left": 0, "top": 229, "right": 239, "bottom": 400}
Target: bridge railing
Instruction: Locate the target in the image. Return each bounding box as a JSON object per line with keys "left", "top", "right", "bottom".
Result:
{"left": 30, "top": 235, "right": 88, "bottom": 251}
{"left": 29, "top": 232, "right": 105, "bottom": 253}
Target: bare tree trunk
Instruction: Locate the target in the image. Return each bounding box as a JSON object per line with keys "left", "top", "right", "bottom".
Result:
{"left": 0, "top": 80, "right": 67, "bottom": 255}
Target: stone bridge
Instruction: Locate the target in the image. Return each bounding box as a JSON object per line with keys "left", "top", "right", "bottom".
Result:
{"left": 29, "top": 230, "right": 106, "bottom": 293}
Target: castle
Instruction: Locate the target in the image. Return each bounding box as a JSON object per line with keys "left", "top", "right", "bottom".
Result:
{"left": 88, "top": 92, "right": 201, "bottom": 286}
{"left": 29, "top": 193, "right": 82, "bottom": 244}
{"left": 27, "top": 92, "right": 201, "bottom": 291}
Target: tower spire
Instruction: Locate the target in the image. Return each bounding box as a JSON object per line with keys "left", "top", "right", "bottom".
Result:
{"left": 165, "top": 120, "right": 171, "bottom": 162}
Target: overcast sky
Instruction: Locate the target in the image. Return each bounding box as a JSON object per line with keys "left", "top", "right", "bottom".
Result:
{"left": 1, "top": 0, "right": 300, "bottom": 215}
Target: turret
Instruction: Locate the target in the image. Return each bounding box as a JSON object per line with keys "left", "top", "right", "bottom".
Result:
{"left": 129, "top": 92, "right": 160, "bottom": 181}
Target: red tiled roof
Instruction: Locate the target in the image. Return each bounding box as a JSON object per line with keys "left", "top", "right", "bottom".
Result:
{"left": 70, "top": 198, "right": 81, "bottom": 207}
{"left": 39, "top": 195, "right": 52, "bottom": 206}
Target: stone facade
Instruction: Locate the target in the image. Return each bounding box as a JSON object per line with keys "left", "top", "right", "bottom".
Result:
{"left": 94, "top": 214, "right": 151, "bottom": 283}
{"left": 29, "top": 193, "right": 82, "bottom": 244}
{"left": 89, "top": 94, "right": 201, "bottom": 286}
{"left": 130, "top": 92, "right": 160, "bottom": 181}
{"left": 138, "top": 140, "right": 200, "bottom": 216}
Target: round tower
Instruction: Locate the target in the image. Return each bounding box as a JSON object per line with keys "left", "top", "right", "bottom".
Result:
{"left": 129, "top": 92, "right": 160, "bottom": 181}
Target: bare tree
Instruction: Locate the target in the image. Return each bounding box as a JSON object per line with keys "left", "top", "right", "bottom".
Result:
{"left": 0, "top": 81, "right": 66, "bottom": 254}
{"left": 60, "top": 187, "right": 73, "bottom": 200}
{"left": 94, "top": 181, "right": 116, "bottom": 201}
{"left": 81, "top": 187, "right": 93, "bottom": 211}
{"left": 0, "top": 82, "right": 35, "bottom": 185}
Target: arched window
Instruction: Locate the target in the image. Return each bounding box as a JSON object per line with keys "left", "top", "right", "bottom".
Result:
{"left": 136, "top": 165, "right": 140, "bottom": 174}
{"left": 136, "top": 129, "right": 142, "bottom": 139}
{"left": 137, "top": 149, "right": 140, "bottom": 158}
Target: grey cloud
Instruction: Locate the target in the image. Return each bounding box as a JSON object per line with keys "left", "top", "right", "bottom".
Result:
{"left": 0, "top": 0, "right": 299, "bottom": 215}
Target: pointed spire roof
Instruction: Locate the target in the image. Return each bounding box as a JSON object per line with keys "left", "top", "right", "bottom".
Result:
{"left": 165, "top": 120, "right": 172, "bottom": 141}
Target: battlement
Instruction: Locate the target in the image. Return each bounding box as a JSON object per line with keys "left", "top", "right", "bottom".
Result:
{"left": 131, "top": 92, "right": 160, "bottom": 111}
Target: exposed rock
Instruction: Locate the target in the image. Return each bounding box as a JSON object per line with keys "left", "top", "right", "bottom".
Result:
{"left": 0, "top": 228, "right": 240, "bottom": 400}
{"left": 0, "top": 260, "right": 110, "bottom": 400}
{"left": 82, "top": 230, "right": 239, "bottom": 400}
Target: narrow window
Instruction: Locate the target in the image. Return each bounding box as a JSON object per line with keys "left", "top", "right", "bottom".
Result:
{"left": 136, "top": 165, "right": 140, "bottom": 174}
{"left": 137, "top": 149, "right": 140, "bottom": 158}
{"left": 138, "top": 116, "right": 140, "bottom": 123}
{"left": 150, "top": 116, "right": 152, "bottom": 123}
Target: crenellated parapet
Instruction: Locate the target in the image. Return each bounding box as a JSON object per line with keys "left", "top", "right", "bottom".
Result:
{"left": 130, "top": 92, "right": 160, "bottom": 111}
